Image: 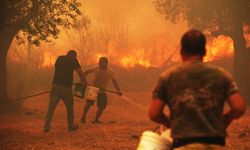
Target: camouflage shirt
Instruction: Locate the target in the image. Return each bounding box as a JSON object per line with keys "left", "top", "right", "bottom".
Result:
{"left": 153, "top": 60, "right": 239, "bottom": 139}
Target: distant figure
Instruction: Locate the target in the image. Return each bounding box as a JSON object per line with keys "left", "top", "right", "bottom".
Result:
{"left": 44, "top": 50, "right": 85, "bottom": 132}
{"left": 81, "top": 57, "right": 122, "bottom": 124}
{"left": 149, "top": 30, "right": 246, "bottom": 149}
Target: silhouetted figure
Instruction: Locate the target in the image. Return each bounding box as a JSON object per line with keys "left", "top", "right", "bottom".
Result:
{"left": 44, "top": 50, "right": 84, "bottom": 132}
{"left": 149, "top": 29, "right": 246, "bottom": 149}
{"left": 81, "top": 57, "right": 122, "bottom": 124}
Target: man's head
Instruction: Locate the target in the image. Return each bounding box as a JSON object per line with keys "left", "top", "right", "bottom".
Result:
{"left": 98, "top": 57, "right": 108, "bottom": 69}
{"left": 180, "top": 29, "right": 206, "bottom": 61}
{"left": 67, "top": 50, "right": 77, "bottom": 59}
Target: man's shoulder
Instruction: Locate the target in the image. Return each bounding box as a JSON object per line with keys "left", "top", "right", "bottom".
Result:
{"left": 90, "top": 67, "right": 103, "bottom": 73}
{"left": 108, "top": 67, "right": 114, "bottom": 73}
{"left": 160, "top": 63, "right": 231, "bottom": 80}
{"left": 160, "top": 64, "right": 181, "bottom": 80}
{"left": 57, "top": 55, "right": 66, "bottom": 59}
{"left": 56, "top": 55, "right": 67, "bottom": 61}
{"left": 55, "top": 55, "right": 65, "bottom": 65}
{"left": 204, "top": 63, "right": 232, "bottom": 76}
{"left": 92, "top": 66, "right": 99, "bottom": 71}
{"left": 59, "top": 55, "right": 79, "bottom": 63}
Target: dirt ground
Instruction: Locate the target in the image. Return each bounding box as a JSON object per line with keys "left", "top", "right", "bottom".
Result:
{"left": 0, "top": 92, "right": 250, "bottom": 150}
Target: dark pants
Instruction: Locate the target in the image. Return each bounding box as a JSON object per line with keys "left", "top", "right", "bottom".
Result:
{"left": 81, "top": 92, "right": 107, "bottom": 121}
{"left": 86, "top": 92, "right": 108, "bottom": 109}
{"left": 44, "top": 84, "right": 74, "bottom": 130}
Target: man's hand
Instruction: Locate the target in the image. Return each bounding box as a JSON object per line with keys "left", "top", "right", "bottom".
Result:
{"left": 112, "top": 78, "right": 122, "bottom": 96}
{"left": 223, "top": 92, "right": 245, "bottom": 128}
{"left": 117, "top": 91, "right": 123, "bottom": 96}
{"left": 76, "top": 68, "right": 86, "bottom": 84}
{"left": 149, "top": 98, "right": 170, "bottom": 128}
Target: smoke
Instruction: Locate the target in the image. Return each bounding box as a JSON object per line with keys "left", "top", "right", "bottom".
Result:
{"left": 6, "top": 0, "right": 241, "bottom": 93}
{"left": 73, "top": 0, "right": 187, "bottom": 67}
{"left": 83, "top": 0, "right": 186, "bottom": 43}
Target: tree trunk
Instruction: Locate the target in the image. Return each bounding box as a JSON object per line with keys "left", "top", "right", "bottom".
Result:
{"left": 232, "top": 25, "right": 250, "bottom": 104}
{"left": 0, "top": 26, "right": 18, "bottom": 105}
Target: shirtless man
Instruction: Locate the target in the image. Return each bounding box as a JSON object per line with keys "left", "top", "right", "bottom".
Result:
{"left": 81, "top": 57, "right": 122, "bottom": 124}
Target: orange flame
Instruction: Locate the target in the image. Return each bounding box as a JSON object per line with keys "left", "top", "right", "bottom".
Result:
{"left": 205, "top": 35, "right": 234, "bottom": 62}
{"left": 93, "top": 38, "right": 178, "bottom": 68}
{"left": 40, "top": 52, "right": 56, "bottom": 68}
{"left": 94, "top": 35, "right": 234, "bottom": 68}
{"left": 94, "top": 49, "right": 173, "bottom": 68}
{"left": 9, "top": 34, "right": 244, "bottom": 69}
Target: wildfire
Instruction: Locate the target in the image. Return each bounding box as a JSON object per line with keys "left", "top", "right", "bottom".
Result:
{"left": 92, "top": 39, "right": 178, "bottom": 68}
{"left": 40, "top": 52, "right": 56, "bottom": 68}
{"left": 121, "top": 57, "right": 151, "bottom": 68}
{"left": 9, "top": 35, "right": 238, "bottom": 69}
{"left": 205, "top": 35, "right": 234, "bottom": 62}
{"left": 93, "top": 35, "right": 234, "bottom": 68}
{"left": 94, "top": 48, "right": 172, "bottom": 68}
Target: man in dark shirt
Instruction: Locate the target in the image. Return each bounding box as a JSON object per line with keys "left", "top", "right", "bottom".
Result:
{"left": 149, "top": 30, "right": 246, "bottom": 149}
{"left": 44, "top": 50, "right": 84, "bottom": 132}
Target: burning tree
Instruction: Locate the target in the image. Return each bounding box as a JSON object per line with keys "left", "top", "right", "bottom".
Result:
{"left": 0, "top": 0, "right": 85, "bottom": 105}
{"left": 154, "top": 0, "right": 250, "bottom": 102}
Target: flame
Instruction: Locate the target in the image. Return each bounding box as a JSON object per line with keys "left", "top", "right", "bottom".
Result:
{"left": 39, "top": 35, "right": 235, "bottom": 68}
{"left": 93, "top": 38, "right": 178, "bottom": 68}
{"left": 121, "top": 57, "right": 151, "bottom": 68}
{"left": 40, "top": 52, "right": 56, "bottom": 68}
{"left": 8, "top": 35, "right": 239, "bottom": 69}
{"left": 93, "top": 35, "right": 234, "bottom": 68}
{"left": 94, "top": 48, "right": 175, "bottom": 68}
{"left": 205, "top": 35, "right": 234, "bottom": 62}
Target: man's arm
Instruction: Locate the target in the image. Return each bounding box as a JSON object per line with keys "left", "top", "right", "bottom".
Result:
{"left": 83, "top": 69, "right": 94, "bottom": 76}
{"left": 111, "top": 78, "right": 122, "bottom": 95}
{"left": 223, "top": 92, "right": 246, "bottom": 127}
{"left": 75, "top": 68, "right": 86, "bottom": 84}
{"left": 79, "top": 68, "right": 95, "bottom": 85}
{"left": 149, "top": 98, "right": 170, "bottom": 127}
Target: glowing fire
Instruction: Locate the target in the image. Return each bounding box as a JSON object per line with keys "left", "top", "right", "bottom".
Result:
{"left": 93, "top": 39, "right": 178, "bottom": 68}
{"left": 94, "top": 48, "right": 160, "bottom": 68}
{"left": 9, "top": 35, "right": 242, "bottom": 69}
{"left": 205, "top": 35, "right": 234, "bottom": 62}
{"left": 40, "top": 52, "right": 56, "bottom": 68}
{"left": 94, "top": 35, "right": 234, "bottom": 68}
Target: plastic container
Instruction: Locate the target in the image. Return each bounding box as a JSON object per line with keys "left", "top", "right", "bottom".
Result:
{"left": 74, "top": 83, "right": 86, "bottom": 98}
{"left": 84, "top": 86, "right": 100, "bottom": 101}
{"left": 137, "top": 130, "right": 172, "bottom": 150}
{"left": 161, "top": 129, "right": 173, "bottom": 144}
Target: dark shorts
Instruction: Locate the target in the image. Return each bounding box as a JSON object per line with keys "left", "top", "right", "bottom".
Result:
{"left": 173, "top": 137, "right": 225, "bottom": 148}
{"left": 86, "top": 92, "right": 107, "bottom": 109}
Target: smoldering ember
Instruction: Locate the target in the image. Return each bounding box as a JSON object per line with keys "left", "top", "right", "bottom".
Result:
{"left": 0, "top": 0, "right": 250, "bottom": 150}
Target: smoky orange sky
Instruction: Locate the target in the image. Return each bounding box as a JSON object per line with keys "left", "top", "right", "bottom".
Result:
{"left": 8, "top": 0, "right": 237, "bottom": 68}
{"left": 81, "top": 0, "right": 187, "bottom": 41}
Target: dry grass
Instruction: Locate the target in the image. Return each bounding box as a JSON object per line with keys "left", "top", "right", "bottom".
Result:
{"left": 0, "top": 92, "right": 249, "bottom": 150}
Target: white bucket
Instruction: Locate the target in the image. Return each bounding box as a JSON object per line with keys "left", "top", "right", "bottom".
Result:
{"left": 84, "top": 86, "right": 100, "bottom": 101}
{"left": 161, "top": 129, "right": 173, "bottom": 144}
{"left": 137, "top": 131, "right": 172, "bottom": 150}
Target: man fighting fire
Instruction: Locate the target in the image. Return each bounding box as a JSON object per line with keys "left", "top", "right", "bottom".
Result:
{"left": 44, "top": 50, "right": 85, "bottom": 132}
{"left": 149, "top": 29, "right": 246, "bottom": 149}
{"left": 81, "top": 57, "right": 122, "bottom": 124}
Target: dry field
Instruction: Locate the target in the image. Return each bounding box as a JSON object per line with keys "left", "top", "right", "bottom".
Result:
{"left": 0, "top": 92, "right": 249, "bottom": 150}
